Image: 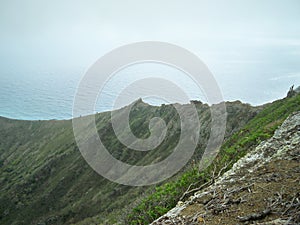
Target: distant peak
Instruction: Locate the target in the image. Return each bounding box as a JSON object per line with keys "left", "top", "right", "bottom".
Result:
{"left": 134, "top": 98, "right": 149, "bottom": 105}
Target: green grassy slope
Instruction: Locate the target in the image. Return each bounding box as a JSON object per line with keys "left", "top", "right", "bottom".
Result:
{"left": 0, "top": 100, "right": 259, "bottom": 225}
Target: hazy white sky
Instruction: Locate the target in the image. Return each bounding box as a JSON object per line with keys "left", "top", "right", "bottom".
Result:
{"left": 1, "top": 0, "right": 300, "bottom": 106}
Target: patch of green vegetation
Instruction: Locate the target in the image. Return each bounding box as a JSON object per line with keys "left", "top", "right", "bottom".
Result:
{"left": 126, "top": 168, "right": 207, "bottom": 224}
{"left": 126, "top": 94, "right": 300, "bottom": 225}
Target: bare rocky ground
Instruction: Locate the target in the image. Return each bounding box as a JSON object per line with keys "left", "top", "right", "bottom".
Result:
{"left": 151, "top": 112, "right": 300, "bottom": 225}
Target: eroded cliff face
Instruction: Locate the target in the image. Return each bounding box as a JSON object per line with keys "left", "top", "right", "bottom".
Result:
{"left": 152, "top": 112, "right": 300, "bottom": 225}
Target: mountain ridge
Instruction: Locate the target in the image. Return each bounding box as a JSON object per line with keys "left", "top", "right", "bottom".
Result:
{"left": 0, "top": 99, "right": 259, "bottom": 224}
{"left": 0, "top": 92, "right": 299, "bottom": 224}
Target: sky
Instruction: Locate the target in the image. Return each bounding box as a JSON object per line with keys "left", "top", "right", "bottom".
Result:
{"left": 1, "top": 0, "right": 300, "bottom": 117}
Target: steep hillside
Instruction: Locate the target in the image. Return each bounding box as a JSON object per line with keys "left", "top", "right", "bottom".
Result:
{"left": 151, "top": 111, "right": 300, "bottom": 225}
{"left": 126, "top": 92, "right": 300, "bottom": 225}
{"left": 0, "top": 100, "right": 258, "bottom": 225}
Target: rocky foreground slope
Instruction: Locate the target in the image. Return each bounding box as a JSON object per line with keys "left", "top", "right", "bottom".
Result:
{"left": 152, "top": 112, "right": 300, "bottom": 225}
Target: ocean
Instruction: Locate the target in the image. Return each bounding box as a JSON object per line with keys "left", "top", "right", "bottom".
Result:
{"left": 1, "top": 62, "right": 300, "bottom": 121}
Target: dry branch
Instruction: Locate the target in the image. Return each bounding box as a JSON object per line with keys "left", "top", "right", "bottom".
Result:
{"left": 238, "top": 208, "right": 271, "bottom": 222}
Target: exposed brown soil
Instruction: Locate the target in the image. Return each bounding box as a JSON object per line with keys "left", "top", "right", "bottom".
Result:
{"left": 152, "top": 113, "right": 300, "bottom": 225}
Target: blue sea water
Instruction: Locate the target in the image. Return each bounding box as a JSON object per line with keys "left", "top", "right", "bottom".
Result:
{"left": 0, "top": 64, "right": 208, "bottom": 120}
{"left": 0, "top": 70, "right": 78, "bottom": 120}
{"left": 1, "top": 62, "right": 300, "bottom": 121}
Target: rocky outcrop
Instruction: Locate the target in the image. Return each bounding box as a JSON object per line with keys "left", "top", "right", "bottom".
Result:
{"left": 287, "top": 85, "right": 300, "bottom": 98}
{"left": 151, "top": 112, "right": 300, "bottom": 225}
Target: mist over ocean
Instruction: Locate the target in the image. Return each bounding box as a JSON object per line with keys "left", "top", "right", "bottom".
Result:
{"left": 1, "top": 0, "right": 300, "bottom": 120}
